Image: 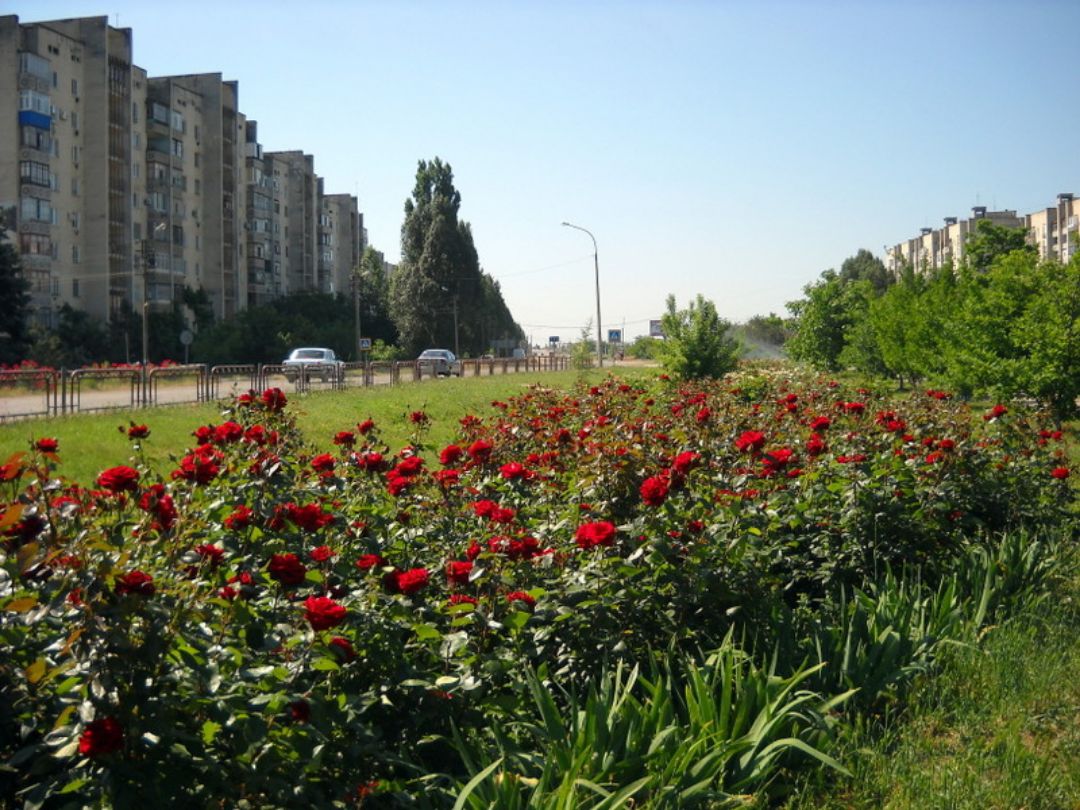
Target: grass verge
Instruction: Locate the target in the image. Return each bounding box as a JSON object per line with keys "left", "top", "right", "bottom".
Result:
{"left": 0, "top": 367, "right": 657, "bottom": 485}
{"left": 785, "top": 546, "right": 1080, "bottom": 809}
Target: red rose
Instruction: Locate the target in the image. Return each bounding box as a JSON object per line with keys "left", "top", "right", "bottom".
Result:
{"left": 224, "top": 505, "right": 254, "bottom": 530}
{"left": 268, "top": 553, "right": 307, "bottom": 586}
{"left": 115, "top": 570, "right": 155, "bottom": 596}
{"left": 984, "top": 404, "right": 1008, "bottom": 421}
{"left": 640, "top": 475, "right": 669, "bottom": 507}
{"left": 78, "top": 716, "right": 124, "bottom": 757}
{"left": 332, "top": 431, "right": 355, "bottom": 447}
{"left": 506, "top": 590, "right": 536, "bottom": 608}
{"left": 439, "top": 444, "right": 464, "bottom": 466}
{"left": 671, "top": 451, "right": 700, "bottom": 475}
{"left": 387, "top": 567, "right": 429, "bottom": 595}
{"left": 214, "top": 421, "right": 244, "bottom": 444}
{"left": 310, "top": 453, "right": 336, "bottom": 474}
{"left": 289, "top": 700, "right": 310, "bottom": 723}
{"left": 356, "top": 418, "right": 375, "bottom": 434}
{"left": 35, "top": 437, "right": 58, "bottom": 453}
{"left": 734, "top": 431, "right": 766, "bottom": 454}
{"left": 96, "top": 465, "right": 140, "bottom": 493}
{"left": 410, "top": 410, "right": 428, "bottom": 424}
{"left": 195, "top": 544, "right": 225, "bottom": 566}
{"left": 468, "top": 439, "right": 493, "bottom": 462}
{"left": 1051, "top": 467, "right": 1070, "bottom": 480}
{"left": 287, "top": 502, "right": 334, "bottom": 532}
{"left": 500, "top": 462, "right": 530, "bottom": 481}
{"left": 355, "top": 553, "right": 386, "bottom": 571}
{"left": 328, "top": 636, "right": 356, "bottom": 661}
{"left": 303, "top": 595, "right": 347, "bottom": 630}
{"left": 449, "top": 593, "right": 478, "bottom": 607}
{"left": 446, "top": 560, "right": 473, "bottom": 586}
{"left": 261, "top": 387, "right": 287, "bottom": 411}
{"left": 310, "top": 545, "right": 335, "bottom": 562}
{"left": 575, "top": 520, "right": 617, "bottom": 550}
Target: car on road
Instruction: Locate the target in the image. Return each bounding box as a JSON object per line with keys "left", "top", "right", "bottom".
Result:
{"left": 282, "top": 347, "right": 345, "bottom": 383}
{"left": 417, "top": 348, "right": 462, "bottom": 377}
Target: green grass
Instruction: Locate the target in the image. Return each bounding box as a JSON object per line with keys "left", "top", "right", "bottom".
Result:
{"left": 784, "top": 551, "right": 1080, "bottom": 810}
{"left": 0, "top": 367, "right": 658, "bottom": 486}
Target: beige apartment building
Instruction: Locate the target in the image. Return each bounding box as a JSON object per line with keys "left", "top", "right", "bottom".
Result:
{"left": 0, "top": 15, "right": 140, "bottom": 327}
{"left": 2, "top": 13, "right": 367, "bottom": 337}
{"left": 886, "top": 196, "right": 1078, "bottom": 274}
{"left": 321, "top": 190, "right": 364, "bottom": 296}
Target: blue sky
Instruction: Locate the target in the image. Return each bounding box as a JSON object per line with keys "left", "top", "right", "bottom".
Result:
{"left": 22, "top": 0, "right": 1080, "bottom": 342}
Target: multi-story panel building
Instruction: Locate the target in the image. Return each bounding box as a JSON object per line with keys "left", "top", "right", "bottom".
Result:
{"left": 146, "top": 73, "right": 246, "bottom": 319}
{"left": 886, "top": 207, "right": 1025, "bottom": 274}
{"left": 321, "top": 190, "right": 364, "bottom": 295}
{"left": 266, "top": 150, "right": 318, "bottom": 295}
{"left": 1027, "top": 193, "right": 1078, "bottom": 264}
{"left": 243, "top": 120, "right": 277, "bottom": 306}
{"left": 0, "top": 15, "right": 140, "bottom": 326}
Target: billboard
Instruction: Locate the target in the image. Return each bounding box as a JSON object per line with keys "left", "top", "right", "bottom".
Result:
{"left": 649, "top": 320, "right": 664, "bottom": 338}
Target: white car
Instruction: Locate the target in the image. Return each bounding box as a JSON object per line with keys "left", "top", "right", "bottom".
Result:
{"left": 282, "top": 347, "right": 344, "bottom": 382}
{"left": 417, "top": 349, "right": 463, "bottom": 377}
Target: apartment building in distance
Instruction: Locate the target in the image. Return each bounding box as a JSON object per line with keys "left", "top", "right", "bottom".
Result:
{"left": 0, "top": 15, "right": 140, "bottom": 327}
{"left": 886, "top": 194, "right": 1078, "bottom": 274}
{"left": 1, "top": 13, "right": 370, "bottom": 335}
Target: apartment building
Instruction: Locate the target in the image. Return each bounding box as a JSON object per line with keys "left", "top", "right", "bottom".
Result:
{"left": 321, "top": 190, "right": 364, "bottom": 295}
{"left": 265, "top": 150, "right": 318, "bottom": 295}
{"left": 886, "top": 196, "right": 1078, "bottom": 274}
{"left": 2, "top": 13, "right": 369, "bottom": 334}
{"left": 146, "top": 73, "right": 247, "bottom": 319}
{"left": 0, "top": 15, "right": 139, "bottom": 327}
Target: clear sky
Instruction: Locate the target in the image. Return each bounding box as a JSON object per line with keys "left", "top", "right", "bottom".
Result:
{"left": 21, "top": 0, "right": 1080, "bottom": 343}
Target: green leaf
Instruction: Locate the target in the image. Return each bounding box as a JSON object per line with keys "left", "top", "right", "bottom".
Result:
{"left": 201, "top": 720, "right": 221, "bottom": 745}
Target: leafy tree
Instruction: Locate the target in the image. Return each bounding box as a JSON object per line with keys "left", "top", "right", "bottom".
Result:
{"left": 28, "top": 305, "right": 110, "bottom": 367}
{"left": 839, "top": 248, "right": 892, "bottom": 294}
{"left": 391, "top": 158, "right": 521, "bottom": 356}
{"left": 627, "top": 334, "right": 661, "bottom": 360}
{"left": 785, "top": 272, "right": 868, "bottom": 371}
{"left": 963, "top": 219, "right": 1035, "bottom": 272}
{"left": 742, "top": 313, "right": 791, "bottom": 347}
{"left": 657, "top": 294, "right": 740, "bottom": 379}
{"left": 0, "top": 231, "right": 31, "bottom": 364}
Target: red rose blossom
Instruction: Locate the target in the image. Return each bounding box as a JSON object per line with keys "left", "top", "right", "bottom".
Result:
{"left": 1051, "top": 467, "right": 1070, "bottom": 480}
{"left": 387, "top": 567, "right": 429, "bottom": 595}
{"left": 303, "top": 595, "right": 347, "bottom": 630}
{"left": 507, "top": 590, "right": 536, "bottom": 608}
{"left": 446, "top": 560, "right": 474, "bottom": 586}
{"left": 575, "top": 520, "right": 617, "bottom": 550}
{"left": 268, "top": 553, "right": 307, "bottom": 586}
{"left": 261, "top": 387, "right": 287, "bottom": 411}
{"left": 115, "top": 570, "right": 155, "bottom": 596}
{"left": 35, "top": 437, "right": 58, "bottom": 453}
{"left": 734, "top": 431, "right": 766, "bottom": 454}
{"left": 78, "top": 716, "right": 124, "bottom": 757}
{"left": 96, "top": 465, "right": 140, "bottom": 493}
{"left": 355, "top": 553, "right": 386, "bottom": 571}
{"left": 640, "top": 475, "right": 669, "bottom": 507}
{"left": 127, "top": 424, "right": 151, "bottom": 439}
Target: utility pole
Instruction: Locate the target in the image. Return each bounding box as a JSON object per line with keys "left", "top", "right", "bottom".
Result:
{"left": 452, "top": 293, "right": 459, "bottom": 357}
{"left": 141, "top": 238, "right": 153, "bottom": 405}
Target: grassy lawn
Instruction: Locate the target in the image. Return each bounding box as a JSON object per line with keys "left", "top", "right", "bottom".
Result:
{"left": 0, "top": 367, "right": 656, "bottom": 485}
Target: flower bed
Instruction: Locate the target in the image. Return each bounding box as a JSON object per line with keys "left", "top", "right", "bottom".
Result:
{"left": 1, "top": 370, "right": 1074, "bottom": 806}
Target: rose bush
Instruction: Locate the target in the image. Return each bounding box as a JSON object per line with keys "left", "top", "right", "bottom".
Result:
{"left": 0, "top": 370, "right": 1074, "bottom": 806}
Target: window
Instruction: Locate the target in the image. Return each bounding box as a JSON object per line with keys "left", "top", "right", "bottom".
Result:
{"left": 150, "top": 103, "right": 169, "bottom": 124}
{"left": 171, "top": 138, "right": 183, "bottom": 158}
{"left": 72, "top": 278, "right": 80, "bottom": 296}
{"left": 19, "top": 233, "right": 52, "bottom": 255}
{"left": 72, "top": 177, "right": 79, "bottom": 196}
{"left": 19, "top": 52, "right": 52, "bottom": 82}
{"left": 72, "top": 246, "right": 80, "bottom": 264}
{"left": 132, "top": 101, "right": 139, "bottom": 124}
{"left": 18, "top": 89, "right": 51, "bottom": 115}
{"left": 20, "top": 161, "right": 52, "bottom": 187}
{"left": 171, "top": 110, "right": 185, "bottom": 132}
{"left": 71, "top": 145, "right": 79, "bottom": 163}
{"left": 132, "top": 163, "right": 139, "bottom": 178}
{"left": 194, "top": 125, "right": 200, "bottom": 141}
{"left": 20, "top": 197, "right": 53, "bottom": 222}
{"left": 70, "top": 111, "right": 78, "bottom": 130}
{"left": 172, "top": 225, "right": 184, "bottom": 246}
{"left": 194, "top": 178, "right": 200, "bottom": 195}
{"left": 71, "top": 78, "right": 79, "bottom": 95}
{"left": 21, "top": 126, "right": 51, "bottom": 151}
{"left": 193, "top": 152, "right": 200, "bottom": 168}
{"left": 133, "top": 132, "right": 140, "bottom": 148}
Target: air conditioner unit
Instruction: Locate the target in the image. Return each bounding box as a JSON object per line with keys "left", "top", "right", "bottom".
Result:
{"left": 58, "top": 110, "right": 67, "bottom": 120}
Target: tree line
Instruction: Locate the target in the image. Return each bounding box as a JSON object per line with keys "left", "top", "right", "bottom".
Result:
{"left": 786, "top": 221, "right": 1080, "bottom": 422}
{"left": 0, "top": 158, "right": 523, "bottom": 368}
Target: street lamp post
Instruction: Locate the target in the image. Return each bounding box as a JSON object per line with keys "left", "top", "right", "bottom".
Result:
{"left": 561, "top": 221, "right": 602, "bottom": 368}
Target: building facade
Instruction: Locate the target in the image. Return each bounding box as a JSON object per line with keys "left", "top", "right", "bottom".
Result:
{"left": 1, "top": 13, "right": 371, "bottom": 337}
{"left": 886, "top": 196, "right": 1078, "bottom": 274}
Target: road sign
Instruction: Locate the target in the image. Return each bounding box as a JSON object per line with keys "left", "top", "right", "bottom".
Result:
{"left": 607, "top": 329, "right": 622, "bottom": 343}
{"left": 358, "top": 337, "right": 372, "bottom": 350}
{"left": 649, "top": 320, "right": 664, "bottom": 338}
{"left": 549, "top": 335, "right": 559, "bottom": 344}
